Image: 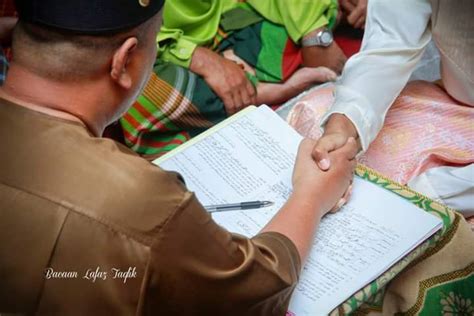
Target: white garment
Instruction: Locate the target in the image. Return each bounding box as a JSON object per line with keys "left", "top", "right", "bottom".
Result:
{"left": 409, "top": 165, "right": 474, "bottom": 217}
{"left": 320, "top": 0, "right": 474, "bottom": 151}
{"left": 319, "top": 0, "right": 474, "bottom": 214}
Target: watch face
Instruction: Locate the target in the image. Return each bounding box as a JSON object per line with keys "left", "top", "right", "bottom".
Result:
{"left": 302, "top": 28, "right": 333, "bottom": 47}
{"left": 321, "top": 31, "right": 333, "bottom": 45}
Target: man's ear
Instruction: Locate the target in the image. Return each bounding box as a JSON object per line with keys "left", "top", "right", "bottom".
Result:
{"left": 110, "top": 37, "right": 138, "bottom": 89}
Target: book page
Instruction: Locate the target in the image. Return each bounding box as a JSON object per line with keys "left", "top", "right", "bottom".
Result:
{"left": 159, "top": 105, "right": 302, "bottom": 205}
{"left": 157, "top": 105, "right": 442, "bottom": 315}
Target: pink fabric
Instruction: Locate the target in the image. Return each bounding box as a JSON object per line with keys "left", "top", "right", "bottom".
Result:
{"left": 287, "top": 81, "right": 474, "bottom": 185}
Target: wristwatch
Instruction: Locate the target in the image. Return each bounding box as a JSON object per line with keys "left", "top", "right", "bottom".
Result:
{"left": 302, "top": 28, "right": 334, "bottom": 47}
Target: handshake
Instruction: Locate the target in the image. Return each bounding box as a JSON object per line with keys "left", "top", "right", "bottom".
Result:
{"left": 293, "top": 113, "right": 361, "bottom": 216}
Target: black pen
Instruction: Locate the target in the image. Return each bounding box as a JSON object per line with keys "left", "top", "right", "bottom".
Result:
{"left": 204, "top": 201, "right": 274, "bottom": 213}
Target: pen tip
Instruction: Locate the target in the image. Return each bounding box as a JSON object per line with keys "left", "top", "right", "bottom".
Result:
{"left": 263, "top": 201, "right": 274, "bottom": 207}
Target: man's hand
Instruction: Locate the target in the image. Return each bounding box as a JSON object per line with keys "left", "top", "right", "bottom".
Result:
{"left": 312, "top": 113, "right": 360, "bottom": 171}
{"left": 190, "top": 47, "right": 256, "bottom": 115}
{"left": 293, "top": 137, "right": 357, "bottom": 215}
{"left": 340, "top": 0, "right": 368, "bottom": 29}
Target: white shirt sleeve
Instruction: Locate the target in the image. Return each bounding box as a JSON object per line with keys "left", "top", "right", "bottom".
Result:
{"left": 320, "top": 0, "right": 433, "bottom": 151}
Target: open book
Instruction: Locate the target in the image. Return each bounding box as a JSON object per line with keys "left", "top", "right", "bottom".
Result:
{"left": 154, "top": 105, "right": 443, "bottom": 315}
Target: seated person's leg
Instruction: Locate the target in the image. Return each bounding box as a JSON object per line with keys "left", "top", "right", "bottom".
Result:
{"left": 223, "top": 49, "right": 337, "bottom": 106}
{"left": 123, "top": 19, "right": 339, "bottom": 158}
{"left": 120, "top": 61, "right": 226, "bottom": 159}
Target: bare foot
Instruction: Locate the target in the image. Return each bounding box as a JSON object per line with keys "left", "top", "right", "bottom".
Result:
{"left": 285, "top": 67, "right": 337, "bottom": 93}
{"left": 256, "top": 67, "right": 337, "bottom": 105}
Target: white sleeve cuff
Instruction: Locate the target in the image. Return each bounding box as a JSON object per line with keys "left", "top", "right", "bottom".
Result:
{"left": 320, "top": 85, "right": 382, "bottom": 152}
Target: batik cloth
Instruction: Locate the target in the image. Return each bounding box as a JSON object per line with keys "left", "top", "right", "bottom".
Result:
{"left": 120, "top": 1, "right": 338, "bottom": 159}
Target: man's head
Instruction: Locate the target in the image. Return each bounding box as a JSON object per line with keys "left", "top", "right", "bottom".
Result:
{"left": 6, "top": 0, "right": 164, "bottom": 134}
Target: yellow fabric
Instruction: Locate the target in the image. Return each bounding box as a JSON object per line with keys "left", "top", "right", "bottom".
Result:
{"left": 247, "top": 0, "right": 335, "bottom": 42}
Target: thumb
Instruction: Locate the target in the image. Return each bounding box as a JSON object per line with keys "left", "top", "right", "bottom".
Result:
{"left": 312, "top": 134, "right": 349, "bottom": 170}
{"left": 312, "top": 149, "right": 330, "bottom": 171}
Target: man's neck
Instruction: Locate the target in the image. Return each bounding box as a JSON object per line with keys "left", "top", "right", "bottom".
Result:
{"left": 0, "top": 64, "right": 111, "bottom": 136}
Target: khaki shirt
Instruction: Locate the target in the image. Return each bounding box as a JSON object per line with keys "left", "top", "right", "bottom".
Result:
{"left": 0, "top": 99, "right": 300, "bottom": 315}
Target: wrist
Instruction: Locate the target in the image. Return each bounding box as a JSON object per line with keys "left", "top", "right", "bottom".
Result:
{"left": 289, "top": 187, "right": 325, "bottom": 217}
{"left": 189, "top": 47, "right": 215, "bottom": 77}
{"left": 302, "top": 25, "right": 333, "bottom": 48}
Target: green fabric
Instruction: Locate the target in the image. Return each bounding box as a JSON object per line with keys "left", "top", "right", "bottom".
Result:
{"left": 420, "top": 275, "right": 474, "bottom": 315}
{"left": 220, "top": 7, "right": 264, "bottom": 32}
{"left": 157, "top": 0, "right": 338, "bottom": 68}
{"left": 255, "top": 21, "right": 288, "bottom": 82}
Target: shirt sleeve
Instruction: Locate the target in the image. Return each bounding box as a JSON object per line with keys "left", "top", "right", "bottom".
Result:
{"left": 246, "top": 0, "right": 339, "bottom": 43}
{"left": 320, "top": 0, "right": 432, "bottom": 152}
{"left": 144, "top": 192, "right": 301, "bottom": 315}
{"left": 157, "top": 0, "right": 227, "bottom": 68}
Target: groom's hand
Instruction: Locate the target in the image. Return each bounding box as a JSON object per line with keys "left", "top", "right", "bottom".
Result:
{"left": 312, "top": 113, "right": 361, "bottom": 170}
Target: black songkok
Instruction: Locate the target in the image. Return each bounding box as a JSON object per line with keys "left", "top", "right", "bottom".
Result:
{"left": 14, "top": 0, "right": 165, "bottom": 34}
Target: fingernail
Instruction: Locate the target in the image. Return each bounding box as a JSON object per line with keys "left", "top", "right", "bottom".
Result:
{"left": 338, "top": 199, "right": 346, "bottom": 208}
{"left": 319, "top": 159, "right": 330, "bottom": 170}
{"left": 331, "top": 199, "right": 346, "bottom": 213}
